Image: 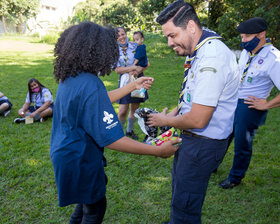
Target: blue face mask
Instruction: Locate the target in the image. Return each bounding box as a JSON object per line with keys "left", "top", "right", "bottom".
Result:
{"left": 241, "top": 36, "right": 260, "bottom": 52}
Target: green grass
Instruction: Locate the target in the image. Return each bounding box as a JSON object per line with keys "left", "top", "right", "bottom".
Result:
{"left": 0, "top": 36, "right": 280, "bottom": 224}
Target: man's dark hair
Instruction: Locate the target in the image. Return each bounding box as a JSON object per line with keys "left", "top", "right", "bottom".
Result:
{"left": 54, "top": 21, "right": 119, "bottom": 82}
{"left": 156, "top": 0, "right": 201, "bottom": 29}
{"left": 133, "top": 31, "right": 144, "bottom": 38}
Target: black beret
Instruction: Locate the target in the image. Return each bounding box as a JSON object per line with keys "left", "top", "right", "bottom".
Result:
{"left": 237, "top": 17, "right": 268, "bottom": 34}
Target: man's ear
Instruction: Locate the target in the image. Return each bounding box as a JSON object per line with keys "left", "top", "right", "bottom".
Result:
{"left": 257, "top": 31, "right": 266, "bottom": 39}
{"left": 187, "top": 20, "right": 196, "bottom": 34}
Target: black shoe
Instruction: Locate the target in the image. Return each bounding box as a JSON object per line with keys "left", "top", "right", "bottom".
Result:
{"left": 14, "top": 118, "right": 25, "bottom": 123}
{"left": 126, "top": 130, "right": 139, "bottom": 140}
{"left": 162, "top": 222, "right": 170, "bottom": 224}
{"left": 219, "top": 179, "right": 240, "bottom": 189}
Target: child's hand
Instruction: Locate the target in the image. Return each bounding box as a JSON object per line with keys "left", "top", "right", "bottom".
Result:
{"left": 135, "top": 77, "right": 154, "bottom": 90}
{"left": 156, "top": 138, "right": 181, "bottom": 158}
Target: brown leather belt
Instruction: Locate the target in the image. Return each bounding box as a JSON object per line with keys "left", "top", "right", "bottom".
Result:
{"left": 181, "top": 130, "right": 228, "bottom": 141}
{"left": 181, "top": 130, "right": 212, "bottom": 140}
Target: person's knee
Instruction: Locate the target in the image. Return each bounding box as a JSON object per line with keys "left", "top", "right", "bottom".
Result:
{"left": 1, "top": 102, "right": 9, "bottom": 110}
{"left": 118, "top": 106, "right": 128, "bottom": 118}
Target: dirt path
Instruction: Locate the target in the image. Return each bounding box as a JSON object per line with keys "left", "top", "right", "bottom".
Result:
{"left": 0, "top": 39, "right": 54, "bottom": 52}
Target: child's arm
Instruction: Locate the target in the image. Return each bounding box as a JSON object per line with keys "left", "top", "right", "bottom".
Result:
{"left": 0, "top": 92, "right": 4, "bottom": 98}
{"left": 108, "top": 76, "right": 154, "bottom": 103}
{"left": 106, "top": 136, "right": 181, "bottom": 158}
{"left": 133, "top": 59, "right": 139, "bottom": 65}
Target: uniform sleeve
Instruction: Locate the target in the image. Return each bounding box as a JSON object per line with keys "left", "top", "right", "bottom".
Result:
{"left": 193, "top": 57, "right": 227, "bottom": 107}
{"left": 81, "top": 85, "right": 124, "bottom": 148}
{"left": 25, "top": 92, "right": 30, "bottom": 103}
{"left": 42, "top": 88, "right": 53, "bottom": 103}
{"left": 268, "top": 54, "right": 280, "bottom": 90}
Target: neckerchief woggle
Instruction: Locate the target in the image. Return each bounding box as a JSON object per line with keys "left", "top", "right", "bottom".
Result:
{"left": 240, "top": 38, "right": 272, "bottom": 85}
{"left": 177, "top": 28, "right": 222, "bottom": 112}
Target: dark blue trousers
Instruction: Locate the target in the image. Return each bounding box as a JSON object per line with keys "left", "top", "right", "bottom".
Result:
{"left": 228, "top": 99, "right": 267, "bottom": 183}
{"left": 170, "top": 134, "right": 228, "bottom": 224}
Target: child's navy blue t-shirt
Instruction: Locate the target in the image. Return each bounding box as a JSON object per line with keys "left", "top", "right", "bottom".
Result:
{"left": 134, "top": 44, "right": 148, "bottom": 67}
{"left": 50, "top": 72, "right": 124, "bottom": 207}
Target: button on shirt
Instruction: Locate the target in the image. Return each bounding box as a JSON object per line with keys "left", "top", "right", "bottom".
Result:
{"left": 25, "top": 88, "right": 53, "bottom": 107}
{"left": 238, "top": 45, "right": 280, "bottom": 99}
{"left": 180, "top": 39, "right": 239, "bottom": 139}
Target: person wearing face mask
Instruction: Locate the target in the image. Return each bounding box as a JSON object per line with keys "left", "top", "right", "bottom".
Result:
{"left": 219, "top": 17, "right": 280, "bottom": 189}
{"left": 14, "top": 78, "right": 54, "bottom": 123}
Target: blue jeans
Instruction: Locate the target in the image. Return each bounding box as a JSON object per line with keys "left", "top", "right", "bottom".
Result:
{"left": 228, "top": 99, "right": 267, "bottom": 183}
{"left": 170, "top": 134, "right": 228, "bottom": 224}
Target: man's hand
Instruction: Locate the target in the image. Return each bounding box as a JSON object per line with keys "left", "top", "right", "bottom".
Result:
{"left": 147, "top": 107, "right": 169, "bottom": 127}
{"left": 244, "top": 96, "right": 268, "bottom": 110}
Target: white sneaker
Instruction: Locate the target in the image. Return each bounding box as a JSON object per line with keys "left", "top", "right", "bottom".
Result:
{"left": 4, "top": 110, "right": 11, "bottom": 117}
{"left": 14, "top": 118, "right": 25, "bottom": 123}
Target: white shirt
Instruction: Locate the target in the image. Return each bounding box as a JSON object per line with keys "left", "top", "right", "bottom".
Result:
{"left": 238, "top": 44, "right": 280, "bottom": 99}
{"left": 180, "top": 39, "right": 239, "bottom": 139}
{"left": 25, "top": 87, "right": 53, "bottom": 107}
{"left": 0, "top": 91, "right": 8, "bottom": 101}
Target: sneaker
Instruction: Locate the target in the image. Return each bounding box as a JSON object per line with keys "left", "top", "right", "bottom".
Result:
{"left": 14, "top": 117, "right": 25, "bottom": 123}
{"left": 4, "top": 110, "right": 11, "bottom": 117}
{"left": 126, "top": 130, "right": 139, "bottom": 140}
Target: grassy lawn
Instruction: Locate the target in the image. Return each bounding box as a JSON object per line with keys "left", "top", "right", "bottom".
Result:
{"left": 0, "top": 35, "right": 279, "bottom": 224}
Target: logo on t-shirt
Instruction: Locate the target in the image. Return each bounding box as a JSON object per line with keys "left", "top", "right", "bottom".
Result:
{"left": 103, "top": 111, "right": 114, "bottom": 124}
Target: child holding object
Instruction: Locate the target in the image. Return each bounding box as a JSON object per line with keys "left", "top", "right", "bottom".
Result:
{"left": 50, "top": 21, "right": 180, "bottom": 224}
{"left": 14, "top": 78, "right": 53, "bottom": 123}
{"left": 130, "top": 31, "right": 149, "bottom": 98}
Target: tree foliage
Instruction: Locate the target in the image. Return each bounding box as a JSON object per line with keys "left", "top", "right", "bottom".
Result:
{"left": 1, "top": 0, "right": 279, "bottom": 49}
{"left": 0, "top": 0, "right": 39, "bottom": 33}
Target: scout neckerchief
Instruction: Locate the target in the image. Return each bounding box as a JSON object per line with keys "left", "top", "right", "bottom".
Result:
{"left": 118, "top": 37, "right": 129, "bottom": 66}
{"left": 177, "top": 29, "right": 222, "bottom": 112}
{"left": 240, "top": 38, "right": 271, "bottom": 84}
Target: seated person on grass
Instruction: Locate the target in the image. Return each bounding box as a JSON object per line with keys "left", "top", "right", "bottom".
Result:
{"left": 14, "top": 78, "right": 53, "bottom": 123}
{"left": 0, "top": 91, "right": 12, "bottom": 117}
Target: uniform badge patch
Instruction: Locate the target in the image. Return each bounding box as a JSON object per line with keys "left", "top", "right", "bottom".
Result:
{"left": 186, "top": 93, "right": 191, "bottom": 102}
{"left": 247, "top": 76, "right": 253, "bottom": 83}
{"left": 258, "top": 59, "right": 264, "bottom": 64}
{"left": 200, "top": 67, "right": 217, "bottom": 73}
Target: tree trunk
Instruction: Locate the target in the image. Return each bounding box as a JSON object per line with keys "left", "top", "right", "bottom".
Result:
{"left": 17, "top": 12, "right": 23, "bottom": 34}
{"left": 1, "top": 14, "right": 7, "bottom": 33}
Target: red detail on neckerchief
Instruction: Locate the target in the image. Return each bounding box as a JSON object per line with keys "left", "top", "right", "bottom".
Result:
{"left": 184, "top": 63, "right": 191, "bottom": 69}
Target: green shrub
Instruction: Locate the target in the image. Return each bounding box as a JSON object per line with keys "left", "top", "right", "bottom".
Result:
{"left": 39, "top": 32, "right": 60, "bottom": 45}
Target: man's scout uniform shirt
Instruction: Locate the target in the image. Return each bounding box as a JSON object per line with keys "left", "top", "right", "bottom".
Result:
{"left": 238, "top": 44, "right": 280, "bottom": 99}
{"left": 179, "top": 39, "right": 239, "bottom": 139}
